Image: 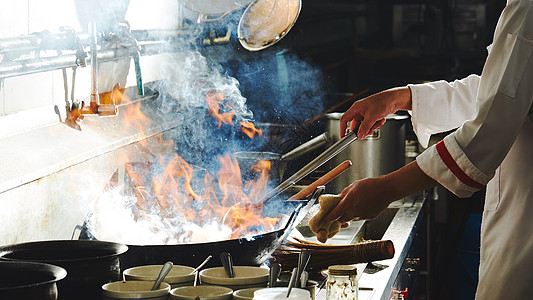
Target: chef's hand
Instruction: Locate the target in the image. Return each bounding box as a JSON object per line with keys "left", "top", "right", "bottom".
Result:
{"left": 324, "top": 177, "right": 395, "bottom": 223}
{"left": 324, "top": 161, "right": 438, "bottom": 223}
{"left": 340, "top": 87, "right": 412, "bottom": 139}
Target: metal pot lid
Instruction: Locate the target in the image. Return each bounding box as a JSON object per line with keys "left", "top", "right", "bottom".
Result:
{"left": 238, "top": 0, "right": 301, "bottom": 51}
{"left": 182, "top": 0, "right": 254, "bottom": 16}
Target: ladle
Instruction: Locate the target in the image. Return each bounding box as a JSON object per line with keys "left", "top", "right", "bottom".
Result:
{"left": 151, "top": 261, "right": 173, "bottom": 290}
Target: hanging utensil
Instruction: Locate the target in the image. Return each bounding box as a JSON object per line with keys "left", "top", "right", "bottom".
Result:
{"left": 151, "top": 261, "right": 173, "bottom": 290}
{"left": 220, "top": 252, "right": 234, "bottom": 278}
{"left": 238, "top": 0, "right": 302, "bottom": 51}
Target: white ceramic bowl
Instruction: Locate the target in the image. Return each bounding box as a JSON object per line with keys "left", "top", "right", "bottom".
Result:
{"left": 124, "top": 265, "right": 196, "bottom": 288}
{"left": 102, "top": 280, "right": 170, "bottom": 300}
{"left": 199, "top": 266, "right": 269, "bottom": 290}
{"left": 254, "top": 287, "right": 311, "bottom": 299}
{"left": 233, "top": 287, "right": 264, "bottom": 300}
{"left": 170, "top": 285, "right": 233, "bottom": 300}
{"left": 275, "top": 280, "right": 318, "bottom": 300}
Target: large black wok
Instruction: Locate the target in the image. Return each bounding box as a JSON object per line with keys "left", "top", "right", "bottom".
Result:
{"left": 0, "top": 240, "right": 128, "bottom": 300}
{"left": 80, "top": 189, "right": 322, "bottom": 270}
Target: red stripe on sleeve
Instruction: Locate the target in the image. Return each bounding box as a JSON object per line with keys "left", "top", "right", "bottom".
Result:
{"left": 435, "top": 140, "right": 484, "bottom": 189}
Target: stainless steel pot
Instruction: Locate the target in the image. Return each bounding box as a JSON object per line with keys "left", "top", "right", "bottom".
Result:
{"left": 320, "top": 113, "right": 408, "bottom": 194}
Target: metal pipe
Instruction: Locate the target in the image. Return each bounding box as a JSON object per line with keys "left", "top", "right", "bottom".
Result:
{"left": 0, "top": 42, "right": 171, "bottom": 79}
{"left": 0, "top": 29, "right": 187, "bottom": 55}
{"left": 0, "top": 35, "right": 43, "bottom": 53}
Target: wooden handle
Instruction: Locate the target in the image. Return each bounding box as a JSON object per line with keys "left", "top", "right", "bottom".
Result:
{"left": 288, "top": 160, "right": 352, "bottom": 200}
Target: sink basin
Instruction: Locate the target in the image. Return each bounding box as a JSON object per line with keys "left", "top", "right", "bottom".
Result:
{"left": 353, "top": 207, "right": 399, "bottom": 241}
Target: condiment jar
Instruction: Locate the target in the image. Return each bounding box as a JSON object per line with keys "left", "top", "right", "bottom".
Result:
{"left": 326, "top": 265, "right": 358, "bottom": 300}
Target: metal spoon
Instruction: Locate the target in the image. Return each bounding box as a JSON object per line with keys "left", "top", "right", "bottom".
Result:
{"left": 220, "top": 252, "right": 234, "bottom": 278}
{"left": 300, "top": 271, "right": 309, "bottom": 288}
{"left": 188, "top": 255, "right": 213, "bottom": 275}
{"left": 190, "top": 255, "right": 213, "bottom": 287}
{"left": 296, "top": 249, "right": 311, "bottom": 287}
{"left": 151, "top": 261, "right": 173, "bottom": 290}
{"left": 286, "top": 267, "right": 298, "bottom": 297}
{"left": 268, "top": 263, "right": 281, "bottom": 288}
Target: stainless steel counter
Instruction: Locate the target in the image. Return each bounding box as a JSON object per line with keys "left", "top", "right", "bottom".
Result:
{"left": 290, "top": 191, "right": 428, "bottom": 300}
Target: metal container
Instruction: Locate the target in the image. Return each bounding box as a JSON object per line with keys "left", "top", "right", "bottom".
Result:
{"left": 321, "top": 113, "right": 408, "bottom": 194}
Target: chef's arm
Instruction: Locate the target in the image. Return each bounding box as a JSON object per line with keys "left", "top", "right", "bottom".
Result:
{"left": 416, "top": 33, "right": 533, "bottom": 198}
{"left": 325, "top": 161, "right": 437, "bottom": 223}
{"left": 340, "top": 87, "right": 412, "bottom": 139}
{"left": 340, "top": 74, "right": 480, "bottom": 142}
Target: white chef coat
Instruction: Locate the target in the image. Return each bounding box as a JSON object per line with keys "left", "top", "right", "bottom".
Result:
{"left": 407, "top": 0, "right": 533, "bottom": 298}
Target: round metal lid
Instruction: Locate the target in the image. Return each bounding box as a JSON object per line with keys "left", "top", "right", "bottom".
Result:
{"left": 328, "top": 264, "right": 358, "bottom": 276}
{"left": 238, "top": 0, "right": 301, "bottom": 51}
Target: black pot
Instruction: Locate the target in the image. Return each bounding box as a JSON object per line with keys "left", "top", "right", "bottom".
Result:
{"left": 0, "top": 261, "right": 66, "bottom": 300}
{"left": 0, "top": 240, "right": 128, "bottom": 300}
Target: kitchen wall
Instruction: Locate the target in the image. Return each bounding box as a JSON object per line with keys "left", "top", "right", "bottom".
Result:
{"left": 0, "top": 0, "right": 184, "bottom": 245}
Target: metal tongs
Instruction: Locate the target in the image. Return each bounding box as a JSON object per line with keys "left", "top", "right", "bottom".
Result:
{"left": 260, "top": 130, "right": 358, "bottom": 203}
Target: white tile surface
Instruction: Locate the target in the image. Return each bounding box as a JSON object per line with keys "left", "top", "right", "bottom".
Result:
{"left": 0, "top": 0, "right": 29, "bottom": 37}
{"left": 28, "top": 0, "right": 81, "bottom": 33}
{"left": 3, "top": 73, "right": 54, "bottom": 114}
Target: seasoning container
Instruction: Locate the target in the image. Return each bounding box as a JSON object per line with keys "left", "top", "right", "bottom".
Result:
{"left": 326, "top": 265, "right": 358, "bottom": 300}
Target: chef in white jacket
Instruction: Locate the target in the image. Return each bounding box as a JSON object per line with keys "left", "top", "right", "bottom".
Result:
{"left": 322, "top": 0, "right": 533, "bottom": 298}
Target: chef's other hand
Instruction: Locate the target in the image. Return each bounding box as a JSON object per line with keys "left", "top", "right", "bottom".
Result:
{"left": 308, "top": 194, "right": 350, "bottom": 243}
{"left": 340, "top": 87, "right": 412, "bottom": 139}
{"left": 324, "top": 177, "right": 396, "bottom": 224}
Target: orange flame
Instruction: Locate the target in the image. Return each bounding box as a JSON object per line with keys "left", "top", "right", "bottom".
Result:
{"left": 206, "top": 91, "right": 235, "bottom": 128}
{"left": 124, "top": 151, "right": 278, "bottom": 239}
{"left": 122, "top": 95, "right": 151, "bottom": 130}
{"left": 239, "top": 122, "right": 263, "bottom": 138}
{"left": 117, "top": 91, "right": 278, "bottom": 241}
{"left": 205, "top": 91, "right": 262, "bottom": 140}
